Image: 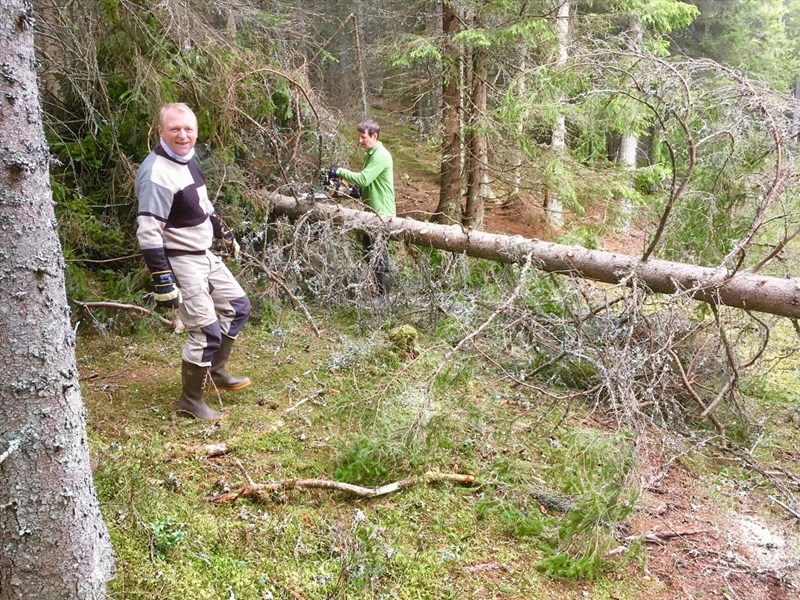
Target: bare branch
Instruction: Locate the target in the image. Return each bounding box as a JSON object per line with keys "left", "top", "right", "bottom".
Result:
{"left": 72, "top": 300, "right": 174, "bottom": 327}
{"left": 210, "top": 471, "right": 477, "bottom": 504}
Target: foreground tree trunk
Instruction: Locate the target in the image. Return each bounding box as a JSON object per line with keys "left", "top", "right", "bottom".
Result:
{"left": 0, "top": 2, "right": 114, "bottom": 597}
{"left": 266, "top": 192, "right": 800, "bottom": 319}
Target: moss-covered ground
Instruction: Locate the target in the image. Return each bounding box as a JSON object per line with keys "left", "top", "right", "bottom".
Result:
{"left": 80, "top": 299, "right": 800, "bottom": 599}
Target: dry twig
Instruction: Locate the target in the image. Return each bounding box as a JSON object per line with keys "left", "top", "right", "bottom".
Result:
{"left": 210, "top": 468, "right": 477, "bottom": 504}
{"left": 669, "top": 349, "right": 725, "bottom": 435}
{"left": 73, "top": 300, "right": 174, "bottom": 327}
{"left": 268, "top": 271, "right": 322, "bottom": 337}
{"left": 606, "top": 528, "right": 710, "bottom": 557}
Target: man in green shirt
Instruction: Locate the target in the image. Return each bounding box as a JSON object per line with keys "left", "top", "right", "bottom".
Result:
{"left": 331, "top": 119, "right": 395, "bottom": 296}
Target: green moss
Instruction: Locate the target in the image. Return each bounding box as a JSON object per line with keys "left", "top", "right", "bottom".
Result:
{"left": 80, "top": 294, "right": 800, "bottom": 599}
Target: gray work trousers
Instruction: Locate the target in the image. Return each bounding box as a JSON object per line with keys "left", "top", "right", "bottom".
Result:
{"left": 170, "top": 250, "right": 250, "bottom": 366}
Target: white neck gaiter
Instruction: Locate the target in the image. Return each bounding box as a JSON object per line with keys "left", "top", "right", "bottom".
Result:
{"left": 159, "top": 138, "right": 195, "bottom": 163}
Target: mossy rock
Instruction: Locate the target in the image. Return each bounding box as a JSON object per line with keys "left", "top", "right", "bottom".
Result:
{"left": 388, "top": 324, "right": 421, "bottom": 358}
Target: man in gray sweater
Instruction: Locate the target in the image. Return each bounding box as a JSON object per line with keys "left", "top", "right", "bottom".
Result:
{"left": 135, "top": 103, "right": 250, "bottom": 421}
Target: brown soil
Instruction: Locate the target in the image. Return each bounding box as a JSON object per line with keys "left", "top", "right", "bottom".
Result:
{"left": 634, "top": 462, "right": 798, "bottom": 600}
{"left": 395, "top": 183, "right": 800, "bottom": 599}
{"left": 395, "top": 180, "right": 553, "bottom": 240}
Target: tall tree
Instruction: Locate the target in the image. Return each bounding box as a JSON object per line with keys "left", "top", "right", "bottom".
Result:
{"left": 616, "top": 13, "right": 643, "bottom": 231}
{"left": 0, "top": 1, "right": 114, "bottom": 597}
{"left": 464, "top": 42, "right": 490, "bottom": 229}
{"left": 674, "top": 0, "right": 800, "bottom": 92}
{"left": 543, "top": 0, "right": 570, "bottom": 227}
{"left": 435, "top": 0, "right": 465, "bottom": 224}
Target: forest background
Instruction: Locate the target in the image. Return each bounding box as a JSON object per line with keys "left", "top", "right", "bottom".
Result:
{"left": 7, "top": 0, "right": 800, "bottom": 598}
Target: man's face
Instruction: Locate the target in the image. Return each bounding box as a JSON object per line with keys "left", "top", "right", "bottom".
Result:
{"left": 159, "top": 108, "right": 198, "bottom": 156}
{"left": 358, "top": 130, "right": 379, "bottom": 150}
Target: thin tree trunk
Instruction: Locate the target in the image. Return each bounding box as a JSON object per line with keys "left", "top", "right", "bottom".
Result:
{"left": 617, "top": 15, "right": 643, "bottom": 231}
{"left": 351, "top": 9, "right": 369, "bottom": 119}
{"left": 265, "top": 192, "right": 800, "bottom": 319}
{"left": 618, "top": 130, "right": 638, "bottom": 223}
{"left": 465, "top": 46, "right": 489, "bottom": 229}
{"left": 414, "top": 0, "right": 443, "bottom": 135}
{"left": 461, "top": 34, "right": 472, "bottom": 186}
{"left": 793, "top": 76, "right": 800, "bottom": 142}
{"left": 435, "top": 0, "right": 463, "bottom": 225}
{"left": 544, "top": 0, "right": 570, "bottom": 227}
{"left": 0, "top": 1, "right": 114, "bottom": 597}
{"left": 512, "top": 54, "right": 527, "bottom": 197}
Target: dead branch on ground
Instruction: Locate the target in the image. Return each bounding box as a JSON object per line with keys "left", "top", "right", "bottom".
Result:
{"left": 210, "top": 461, "right": 476, "bottom": 504}
{"left": 72, "top": 300, "right": 175, "bottom": 327}
{"left": 606, "top": 528, "right": 710, "bottom": 556}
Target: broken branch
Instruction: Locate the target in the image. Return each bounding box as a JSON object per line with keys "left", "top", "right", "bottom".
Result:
{"left": 210, "top": 471, "right": 477, "bottom": 504}
{"left": 606, "top": 528, "right": 710, "bottom": 557}
{"left": 72, "top": 300, "right": 173, "bottom": 326}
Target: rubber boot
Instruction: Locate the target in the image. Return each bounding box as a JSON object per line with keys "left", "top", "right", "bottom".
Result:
{"left": 210, "top": 335, "right": 251, "bottom": 391}
{"left": 176, "top": 360, "right": 226, "bottom": 421}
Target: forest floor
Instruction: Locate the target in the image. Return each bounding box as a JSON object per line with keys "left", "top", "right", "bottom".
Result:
{"left": 81, "top": 317, "right": 800, "bottom": 600}
{"left": 81, "top": 108, "right": 800, "bottom": 599}
{"left": 383, "top": 115, "right": 800, "bottom": 598}
{"left": 391, "top": 180, "right": 800, "bottom": 600}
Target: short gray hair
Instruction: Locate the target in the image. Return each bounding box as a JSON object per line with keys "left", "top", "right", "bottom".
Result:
{"left": 158, "top": 103, "right": 195, "bottom": 126}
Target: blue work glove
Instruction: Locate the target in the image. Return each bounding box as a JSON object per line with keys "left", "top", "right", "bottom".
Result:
{"left": 328, "top": 165, "right": 338, "bottom": 180}
{"left": 151, "top": 270, "right": 182, "bottom": 309}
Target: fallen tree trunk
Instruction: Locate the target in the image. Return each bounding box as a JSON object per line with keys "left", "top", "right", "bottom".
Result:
{"left": 262, "top": 191, "right": 800, "bottom": 319}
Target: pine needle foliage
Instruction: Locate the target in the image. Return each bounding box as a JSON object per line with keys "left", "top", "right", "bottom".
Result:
{"left": 36, "top": 0, "right": 337, "bottom": 287}
{"left": 480, "top": 428, "right": 640, "bottom": 580}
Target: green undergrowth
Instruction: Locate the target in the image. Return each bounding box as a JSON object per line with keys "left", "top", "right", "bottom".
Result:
{"left": 79, "top": 300, "right": 798, "bottom": 599}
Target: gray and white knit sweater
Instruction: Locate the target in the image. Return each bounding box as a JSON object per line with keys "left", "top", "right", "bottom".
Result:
{"left": 135, "top": 143, "right": 226, "bottom": 273}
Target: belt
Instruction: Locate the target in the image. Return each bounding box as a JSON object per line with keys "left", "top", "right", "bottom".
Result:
{"left": 165, "top": 249, "right": 207, "bottom": 257}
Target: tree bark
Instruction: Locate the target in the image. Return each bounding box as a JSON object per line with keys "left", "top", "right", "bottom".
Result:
{"left": 265, "top": 192, "right": 800, "bottom": 319}
{"left": 465, "top": 45, "right": 489, "bottom": 229}
{"left": 544, "top": 0, "right": 570, "bottom": 227}
{"left": 351, "top": 10, "right": 369, "bottom": 119}
{"left": 434, "top": 0, "right": 463, "bottom": 225}
{"left": 511, "top": 53, "right": 527, "bottom": 197}
{"left": 793, "top": 76, "right": 800, "bottom": 142}
{"left": 0, "top": 2, "right": 114, "bottom": 597}
{"left": 617, "top": 14, "right": 643, "bottom": 231}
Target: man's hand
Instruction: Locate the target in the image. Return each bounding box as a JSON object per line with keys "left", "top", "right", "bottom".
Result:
{"left": 223, "top": 236, "right": 241, "bottom": 260}
{"left": 328, "top": 165, "right": 338, "bottom": 180}
{"left": 151, "top": 270, "right": 182, "bottom": 309}
{"left": 219, "top": 231, "right": 241, "bottom": 260}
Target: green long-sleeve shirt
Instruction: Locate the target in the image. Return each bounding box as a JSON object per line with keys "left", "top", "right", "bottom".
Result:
{"left": 337, "top": 141, "right": 395, "bottom": 217}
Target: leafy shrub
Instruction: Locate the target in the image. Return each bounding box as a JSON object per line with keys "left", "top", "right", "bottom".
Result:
{"left": 334, "top": 431, "right": 412, "bottom": 486}
{"left": 148, "top": 516, "right": 188, "bottom": 559}
{"left": 521, "top": 273, "right": 569, "bottom": 318}
{"left": 556, "top": 225, "right": 599, "bottom": 250}
{"left": 334, "top": 389, "right": 440, "bottom": 486}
